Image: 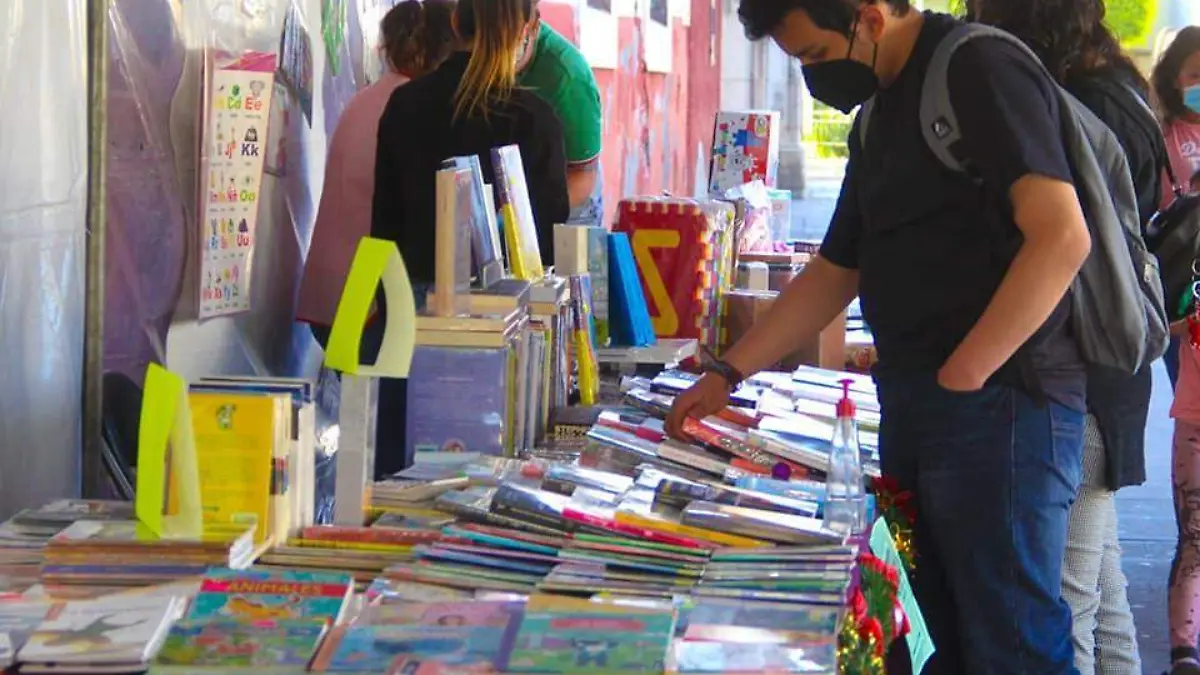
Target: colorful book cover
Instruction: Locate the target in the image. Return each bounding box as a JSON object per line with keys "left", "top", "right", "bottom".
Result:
{"left": 0, "top": 602, "right": 52, "bottom": 667}
{"left": 364, "top": 579, "right": 474, "bottom": 604}
{"left": 491, "top": 145, "right": 544, "bottom": 280}
{"left": 153, "top": 618, "right": 327, "bottom": 669}
{"left": 668, "top": 639, "right": 838, "bottom": 674}
{"left": 406, "top": 346, "right": 510, "bottom": 457}
{"left": 359, "top": 601, "right": 521, "bottom": 628}
{"left": 186, "top": 568, "right": 352, "bottom": 622}
{"left": 189, "top": 391, "right": 280, "bottom": 544}
{"left": 442, "top": 155, "right": 502, "bottom": 280}
{"left": 17, "top": 595, "right": 182, "bottom": 665}
{"left": 503, "top": 598, "right": 674, "bottom": 673}
{"left": 320, "top": 622, "right": 519, "bottom": 673}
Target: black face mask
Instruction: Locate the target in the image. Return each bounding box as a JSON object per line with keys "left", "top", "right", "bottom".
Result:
{"left": 801, "top": 24, "right": 879, "bottom": 114}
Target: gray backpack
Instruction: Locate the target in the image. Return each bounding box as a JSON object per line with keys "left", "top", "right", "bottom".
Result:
{"left": 858, "top": 23, "right": 1169, "bottom": 375}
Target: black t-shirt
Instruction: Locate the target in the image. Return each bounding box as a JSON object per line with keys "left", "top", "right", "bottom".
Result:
{"left": 372, "top": 52, "right": 571, "bottom": 284}
{"left": 820, "top": 12, "right": 1085, "bottom": 410}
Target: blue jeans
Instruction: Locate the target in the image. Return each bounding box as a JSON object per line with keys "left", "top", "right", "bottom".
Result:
{"left": 566, "top": 165, "right": 604, "bottom": 228}
{"left": 875, "top": 372, "right": 1084, "bottom": 675}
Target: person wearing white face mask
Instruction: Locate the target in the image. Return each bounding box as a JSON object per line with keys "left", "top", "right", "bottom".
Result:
{"left": 1156, "top": 27, "right": 1200, "bottom": 214}
{"left": 1154, "top": 27, "right": 1200, "bottom": 675}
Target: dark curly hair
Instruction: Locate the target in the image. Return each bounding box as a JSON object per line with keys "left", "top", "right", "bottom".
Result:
{"left": 381, "top": 0, "right": 457, "bottom": 77}
{"left": 1153, "top": 27, "right": 1200, "bottom": 124}
{"left": 737, "top": 0, "right": 911, "bottom": 42}
{"left": 971, "top": 0, "right": 1143, "bottom": 86}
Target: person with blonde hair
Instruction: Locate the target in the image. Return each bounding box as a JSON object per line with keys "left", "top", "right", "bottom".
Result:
{"left": 366, "top": 0, "right": 570, "bottom": 477}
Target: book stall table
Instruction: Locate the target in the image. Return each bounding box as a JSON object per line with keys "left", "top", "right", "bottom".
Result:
{"left": 0, "top": 361, "right": 929, "bottom": 675}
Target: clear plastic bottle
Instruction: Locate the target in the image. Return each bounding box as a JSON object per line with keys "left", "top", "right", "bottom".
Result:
{"left": 824, "top": 379, "right": 865, "bottom": 535}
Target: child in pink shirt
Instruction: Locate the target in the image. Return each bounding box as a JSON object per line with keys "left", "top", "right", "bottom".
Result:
{"left": 297, "top": 0, "right": 456, "bottom": 331}
{"left": 1154, "top": 25, "right": 1200, "bottom": 675}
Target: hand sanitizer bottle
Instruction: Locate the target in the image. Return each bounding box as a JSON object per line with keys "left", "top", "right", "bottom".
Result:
{"left": 824, "top": 379, "right": 865, "bottom": 535}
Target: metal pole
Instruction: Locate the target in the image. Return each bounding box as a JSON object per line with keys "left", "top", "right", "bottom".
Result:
{"left": 82, "top": 0, "right": 110, "bottom": 498}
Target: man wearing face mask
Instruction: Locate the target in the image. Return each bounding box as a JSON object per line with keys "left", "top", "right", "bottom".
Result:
{"left": 665, "top": 1, "right": 1092, "bottom": 673}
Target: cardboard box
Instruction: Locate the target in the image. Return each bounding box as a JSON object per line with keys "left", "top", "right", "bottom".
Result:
{"left": 723, "top": 290, "right": 846, "bottom": 370}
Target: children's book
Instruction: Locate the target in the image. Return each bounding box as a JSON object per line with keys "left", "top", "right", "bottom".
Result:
{"left": 188, "top": 390, "right": 291, "bottom": 545}
{"left": 503, "top": 595, "right": 675, "bottom": 673}
{"left": 312, "top": 620, "right": 521, "bottom": 673}
{"left": 363, "top": 579, "right": 474, "bottom": 605}
{"left": 357, "top": 600, "right": 521, "bottom": 628}
{"left": 17, "top": 594, "right": 184, "bottom": 668}
{"left": 150, "top": 618, "right": 328, "bottom": 674}
{"left": 491, "top": 145, "right": 544, "bottom": 280}
{"left": 0, "top": 602, "right": 53, "bottom": 668}
{"left": 186, "top": 568, "right": 354, "bottom": 624}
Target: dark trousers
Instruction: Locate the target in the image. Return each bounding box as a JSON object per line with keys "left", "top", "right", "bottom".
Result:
{"left": 1166, "top": 335, "right": 1181, "bottom": 388}
{"left": 875, "top": 372, "right": 1084, "bottom": 675}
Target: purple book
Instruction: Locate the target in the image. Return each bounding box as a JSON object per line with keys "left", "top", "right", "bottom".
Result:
{"left": 406, "top": 345, "right": 511, "bottom": 457}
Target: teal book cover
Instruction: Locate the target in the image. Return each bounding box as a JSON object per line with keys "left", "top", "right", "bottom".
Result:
{"left": 186, "top": 568, "right": 352, "bottom": 622}
{"left": 504, "top": 609, "right": 674, "bottom": 673}
{"left": 324, "top": 623, "right": 519, "bottom": 673}
{"left": 153, "top": 619, "right": 327, "bottom": 669}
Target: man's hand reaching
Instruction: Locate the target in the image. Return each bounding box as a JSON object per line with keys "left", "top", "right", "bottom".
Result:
{"left": 665, "top": 373, "right": 732, "bottom": 441}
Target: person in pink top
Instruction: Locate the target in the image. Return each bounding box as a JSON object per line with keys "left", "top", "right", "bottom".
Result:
{"left": 1157, "top": 27, "right": 1200, "bottom": 209}
{"left": 1155, "top": 26, "right": 1200, "bottom": 675}
{"left": 297, "top": 0, "right": 457, "bottom": 337}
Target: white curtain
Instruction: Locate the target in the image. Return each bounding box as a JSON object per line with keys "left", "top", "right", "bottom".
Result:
{"left": 0, "top": 0, "right": 88, "bottom": 518}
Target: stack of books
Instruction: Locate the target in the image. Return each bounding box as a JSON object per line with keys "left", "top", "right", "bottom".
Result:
{"left": 39, "top": 520, "right": 256, "bottom": 587}
{"left": 0, "top": 501, "right": 134, "bottom": 595}
{"left": 256, "top": 525, "right": 436, "bottom": 585}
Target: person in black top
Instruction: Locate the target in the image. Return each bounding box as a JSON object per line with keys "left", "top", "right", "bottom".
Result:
{"left": 971, "top": 4, "right": 1165, "bottom": 672}
{"left": 371, "top": 0, "right": 570, "bottom": 285}
{"left": 666, "top": 1, "right": 1093, "bottom": 673}
{"left": 364, "top": 0, "right": 569, "bottom": 478}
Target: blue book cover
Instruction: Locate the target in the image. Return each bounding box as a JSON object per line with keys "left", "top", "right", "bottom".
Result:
{"left": 608, "top": 232, "right": 656, "bottom": 347}
{"left": 406, "top": 346, "right": 509, "bottom": 457}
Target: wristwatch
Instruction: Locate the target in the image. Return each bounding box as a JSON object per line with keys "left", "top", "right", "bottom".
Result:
{"left": 701, "top": 359, "right": 745, "bottom": 390}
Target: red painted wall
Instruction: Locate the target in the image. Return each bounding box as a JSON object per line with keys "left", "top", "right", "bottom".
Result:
{"left": 541, "top": 0, "right": 722, "bottom": 227}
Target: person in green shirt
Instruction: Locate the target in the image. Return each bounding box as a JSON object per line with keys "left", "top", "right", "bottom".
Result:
{"left": 517, "top": 12, "right": 605, "bottom": 227}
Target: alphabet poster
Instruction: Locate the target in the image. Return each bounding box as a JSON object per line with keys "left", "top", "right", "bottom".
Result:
{"left": 199, "top": 51, "right": 277, "bottom": 319}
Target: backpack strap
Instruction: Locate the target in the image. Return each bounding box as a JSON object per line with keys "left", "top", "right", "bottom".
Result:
{"left": 857, "top": 97, "right": 875, "bottom": 154}
{"left": 921, "top": 23, "right": 1063, "bottom": 406}
{"left": 918, "top": 23, "right": 1058, "bottom": 185}
{"left": 1115, "top": 81, "right": 1184, "bottom": 198}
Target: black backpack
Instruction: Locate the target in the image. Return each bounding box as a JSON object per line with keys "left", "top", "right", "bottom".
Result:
{"left": 1146, "top": 169, "right": 1200, "bottom": 320}
{"left": 1114, "top": 85, "right": 1200, "bottom": 320}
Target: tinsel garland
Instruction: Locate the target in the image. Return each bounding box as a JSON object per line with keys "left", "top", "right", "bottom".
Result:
{"left": 871, "top": 475, "right": 918, "bottom": 573}
{"left": 837, "top": 475, "right": 920, "bottom": 675}
{"left": 838, "top": 552, "right": 911, "bottom": 675}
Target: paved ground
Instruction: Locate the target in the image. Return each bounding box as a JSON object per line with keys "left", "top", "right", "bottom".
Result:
{"left": 790, "top": 176, "right": 1177, "bottom": 674}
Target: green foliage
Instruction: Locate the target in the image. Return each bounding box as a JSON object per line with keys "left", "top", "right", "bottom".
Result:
{"left": 807, "top": 103, "right": 852, "bottom": 159}
{"left": 948, "top": 0, "right": 967, "bottom": 18}
{"left": 1105, "top": 0, "right": 1153, "bottom": 44}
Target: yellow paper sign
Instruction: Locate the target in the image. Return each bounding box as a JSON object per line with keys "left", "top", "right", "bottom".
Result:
{"left": 325, "top": 237, "right": 417, "bottom": 377}
{"left": 135, "top": 364, "right": 203, "bottom": 539}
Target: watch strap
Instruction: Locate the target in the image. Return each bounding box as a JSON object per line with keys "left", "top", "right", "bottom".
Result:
{"left": 702, "top": 359, "right": 745, "bottom": 389}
